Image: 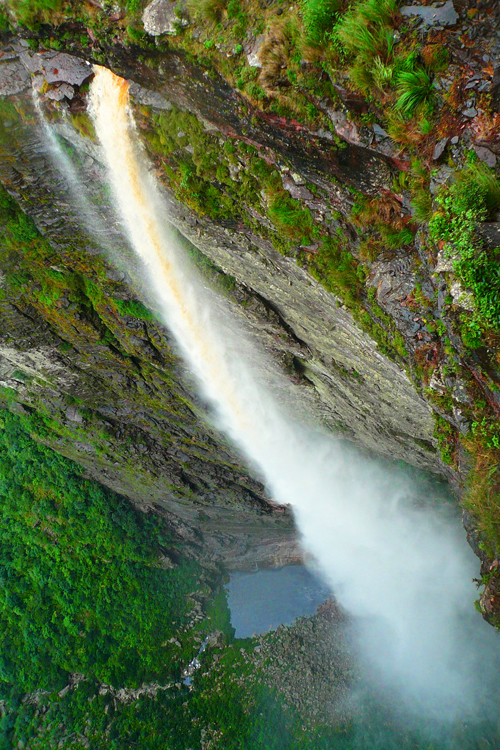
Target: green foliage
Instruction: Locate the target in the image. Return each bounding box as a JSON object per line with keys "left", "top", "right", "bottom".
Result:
{"left": 189, "top": 0, "right": 227, "bottom": 22}
{"left": 302, "top": 0, "right": 340, "bottom": 44}
{"left": 471, "top": 416, "right": 500, "bottom": 451}
{"left": 429, "top": 163, "right": 500, "bottom": 333}
{"left": 113, "top": 298, "right": 157, "bottom": 322}
{"left": 309, "top": 235, "right": 361, "bottom": 308}
{"left": 0, "top": 411, "right": 200, "bottom": 693}
{"left": 268, "top": 194, "right": 315, "bottom": 243}
{"left": 6, "top": 0, "right": 64, "bottom": 26}
{"left": 337, "top": 0, "right": 398, "bottom": 61}
{"left": 395, "top": 67, "right": 434, "bottom": 117}
{"left": 433, "top": 414, "right": 455, "bottom": 465}
{"left": 0, "top": 8, "right": 10, "bottom": 31}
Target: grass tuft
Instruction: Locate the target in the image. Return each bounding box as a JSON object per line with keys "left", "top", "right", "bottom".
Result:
{"left": 395, "top": 67, "right": 434, "bottom": 117}
{"left": 302, "top": 0, "right": 340, "bottom": 44}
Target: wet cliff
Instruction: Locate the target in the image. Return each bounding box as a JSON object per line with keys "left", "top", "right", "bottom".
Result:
{"left": 0, "top": 0, "right": 499, "bottom": 616}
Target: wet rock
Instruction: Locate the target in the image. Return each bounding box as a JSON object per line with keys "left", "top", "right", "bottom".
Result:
{"left": 0, "top": 58, "right": 30, "bottom": 95}
{"left": 143, "top": 0, "right": 189, "bottom": 35}
{"left": 326, "top": 110, "right": 371, "bottom": 147}
{"left": 490, "top": 67, "right": 500, "bottom": 110}
{"left": 462, "top": 107, "right": 478, "bottom": 118}
{"left": 400, "top": 1, "right": 458, "bottom": 28}
{"left": 370, "top": 123, "right": 399, "bottom": 157}
{"left": 282, "top": 172, "right": 314, "bottom": 201}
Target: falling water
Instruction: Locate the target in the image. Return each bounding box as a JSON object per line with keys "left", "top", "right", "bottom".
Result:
{"left": 89, "top": 66, "right": 499, "bottom": 721}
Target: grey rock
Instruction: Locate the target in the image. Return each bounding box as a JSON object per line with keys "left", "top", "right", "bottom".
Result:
{"left": 462, "top": 107, "right": 477, "bottom": 118}
{"left": 400, "top": 1, "right": 458, "bottom": 28}
{"left": 245, "top": 34, "right": 265, "bottom": 68}
{"left": 450, "top": 281, "right": 475, "bottom": 312}
{"left": 473, "top": 145, "right": 497, "bottom": 168}
{"left": 66, "top": 406, "right": 84, "bottom": 423}
{"left": 0, "top": 58, "right": 30, "bottom": 95}
{"left": 20, "top": 52, "right": 92, "bottom": 86}
{"left": 451, "top": 135, "right": 459, "bottom": 145}
{"left": 430, "top": 165, "right": 454, "bottom": 195}
{"left": 432, "top": 137, "right": 448, "bottom": 161}
{"left": 45, "top": 83, "right": 75, "bottom": 101}
{"left": 143, "top": 0, "right": 189, "bottom": 35}
{"left": 435, "top": 248, "right": 456, "bottom": 273}
{"left": 476, "top": 222, "right": 500, "bottom": 250}
{"left": 129, "top": 80, "right": 172, "bottom": 110}
{"left": 372, "top": 123, "right": 389, "bottom": 139}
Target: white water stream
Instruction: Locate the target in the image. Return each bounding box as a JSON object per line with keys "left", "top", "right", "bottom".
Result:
{"left": 88, "top": 66, "right": 498, "bottom": 719}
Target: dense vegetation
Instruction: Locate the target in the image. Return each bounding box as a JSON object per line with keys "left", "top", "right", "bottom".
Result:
{"left": 0, "top": 410, "right": 202, "bottom": 695}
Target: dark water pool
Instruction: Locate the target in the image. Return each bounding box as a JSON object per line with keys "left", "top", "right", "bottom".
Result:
{"left": 226, "top": 564, "right": 331, "bottom": 637}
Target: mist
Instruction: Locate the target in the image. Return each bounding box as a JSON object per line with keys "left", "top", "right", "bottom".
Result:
{"left": 81, "top": 65, "right": 500, "bottom": 722}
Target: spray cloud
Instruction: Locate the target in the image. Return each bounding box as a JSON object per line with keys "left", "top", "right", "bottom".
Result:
{"left": 88, "top": 66, "right": 498, "bottom": 720}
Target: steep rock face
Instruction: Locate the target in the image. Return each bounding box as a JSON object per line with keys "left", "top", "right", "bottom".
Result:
{"left": 1, "top": 4, "right": 498, "bottom": 587}
{"left": 0, "top": 44, "right": 438, "bottom": 466}
{"left": 0, "top": 43, "right": 441, "bottom": 570}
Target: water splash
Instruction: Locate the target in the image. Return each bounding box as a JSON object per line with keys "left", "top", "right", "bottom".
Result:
{"left": 89, "top": 66, "right": 499, "bottom": 719}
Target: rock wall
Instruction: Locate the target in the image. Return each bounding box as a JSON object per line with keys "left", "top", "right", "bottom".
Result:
{"left": 0, "top": 0, "right": 498, "bottom": 597}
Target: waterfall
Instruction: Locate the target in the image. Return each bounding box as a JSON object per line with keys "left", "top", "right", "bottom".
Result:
{"left": 89, "top": 66, "right": 498, "bottom": 718}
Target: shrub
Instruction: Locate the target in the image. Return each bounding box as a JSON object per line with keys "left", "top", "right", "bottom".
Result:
{"left": 338, "top": 16, "right": 394, "bottom": 62}
{"left": 454, "top": 162, "right": 500, "bottom": 217}
{"left": 337, "top": 0, "right": 398, "bottom": 60}
{"left": 411, "top": 187, "right": 432, "bottom": 222}
{"left": 409, "top": 159, "right": 432, "bottom": 222}
{"left": 260, "top": 20, "right": 298, "bottom": 91}
{"left": 268, "top": 193, "right": 314, "bottom": 243}
{"left": 113, "top": 298, "right": 156, "bottom": 322}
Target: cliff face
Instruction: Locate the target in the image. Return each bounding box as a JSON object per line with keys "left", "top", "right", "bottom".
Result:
{"left": 0, "top": 45, "right": 437, "bottom": 557}
{"left": 0, "top": 0, "right": 499, "bottom": 610}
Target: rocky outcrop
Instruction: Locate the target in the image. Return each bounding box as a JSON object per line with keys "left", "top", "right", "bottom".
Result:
{"left": 0, "top": 41, "right": 443, "bottom": 568}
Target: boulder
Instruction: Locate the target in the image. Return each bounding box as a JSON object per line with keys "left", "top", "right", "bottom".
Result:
{"left": 20, "top": 51, "right": 92, "bottom": 86}
{"left": 143, "top": 0, "right": 189, "bottom": 35}
{"left": 400, "top": 1, "right": 458, "bottom": 28}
